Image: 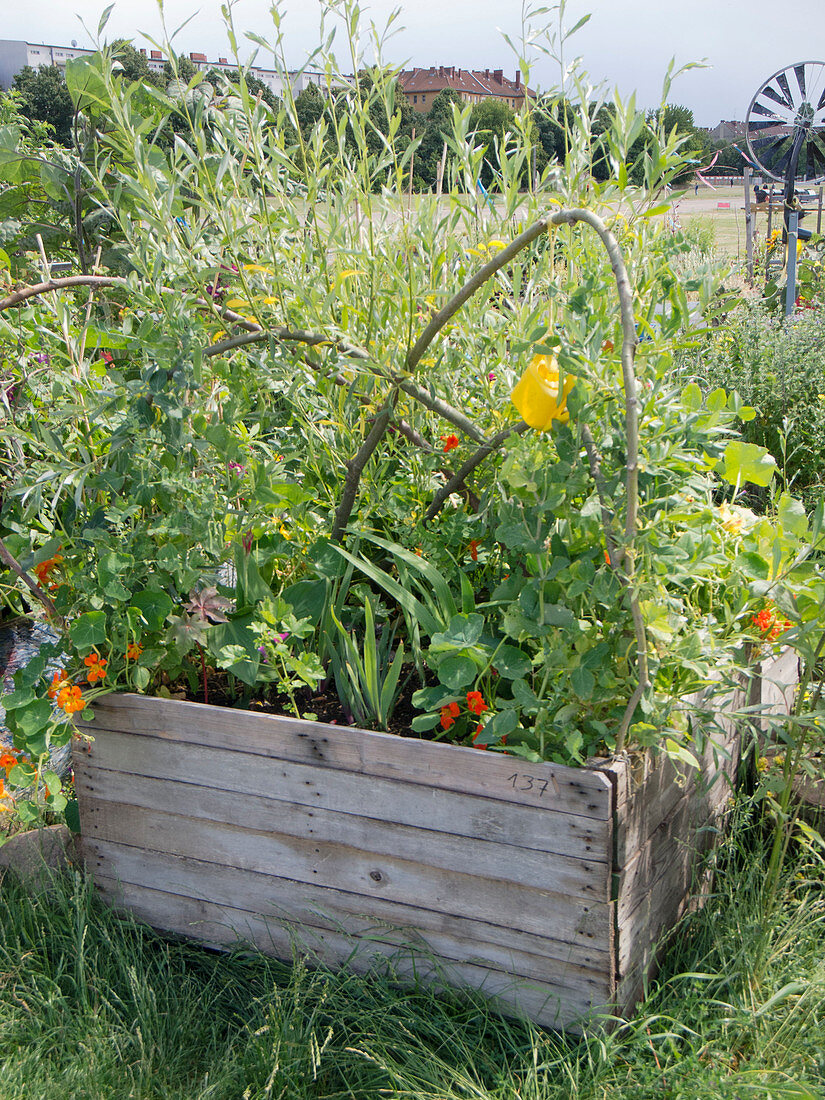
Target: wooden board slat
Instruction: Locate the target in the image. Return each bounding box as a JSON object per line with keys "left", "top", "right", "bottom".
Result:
{"left": 74, "top": 760, "right": 609, "bottom": 903}
{"left": 82, "top": 834, "right": 610, "bottom": 975}
{"left": 91, "top": 872, "right": 608, "bottom": 1031}
{"left": 76, "top": 730, "right": 610, "bottom": 863}
{"left": 79, "top": 797, "right": 611, "bottom": 948}
{"left": 77, "top": 695, "right": 612, "bottom": 816}
{"left": 85, "top": 838, "right": 613, "bottom": 1010}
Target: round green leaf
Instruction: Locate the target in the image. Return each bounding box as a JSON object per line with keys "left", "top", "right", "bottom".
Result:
{"left": 437, "top": 655, "right": 477, "bottom": 690}
{"left": 493, "top": 645, "right": 532, "bottom": 679}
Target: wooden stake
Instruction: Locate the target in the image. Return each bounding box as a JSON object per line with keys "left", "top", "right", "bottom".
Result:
{"left": 436, "top": 140, "right": 448, "bottom": 202}
{"left": 818, "top": 187, "right": 823, "bottom": 235}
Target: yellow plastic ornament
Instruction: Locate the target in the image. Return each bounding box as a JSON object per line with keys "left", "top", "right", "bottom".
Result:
{"left": 511, "top": 354, "right": 575, "bottom": 430}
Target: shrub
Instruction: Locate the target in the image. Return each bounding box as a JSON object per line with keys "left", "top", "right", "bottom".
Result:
{"left": 682, "top": 301, "right": 825, "bottom": 507}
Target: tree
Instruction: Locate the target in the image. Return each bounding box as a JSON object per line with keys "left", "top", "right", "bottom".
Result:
{"left": 469, "top": 98, "right": 518, "bottom": 188}
{"left": 294, "top": 83, "right": 325, "bottom": 138}
{"left": 415, "top": 88, "right": 463, "bottom": 189}
{"left": 111, "top": 41, "right": 164, "bottom": 88}
{"left": 12, "top": 65, "right": 74, "bottom": 147}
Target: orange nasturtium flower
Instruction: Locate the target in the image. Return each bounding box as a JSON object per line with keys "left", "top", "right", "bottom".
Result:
{"left": 33, "top": 552, "right": 63, "bottom": 590}
{"left": 511, "top": 354, "right": 574, "bottom": 431}
{"left": 0, "top": 752, "right": 17, "bottom": 775}
{"left": 469, "top": 539, "right": 480, "bottom": 562}
{"left": 84, "top": 653, "right": 108, "bottom": 684}
{"left": 466, "top": 691, "right": 488, "bottom": 716}
{"left": 48, "top": 670, "right": 70, "bottom": 700}
{"left": 440, "top": 701, "right": 460, "bottom": 730}
{"left": 57, "top": 684, "right": 85, "bottom": 715}
{"left": 440, "top": 434, "right": 459, "bottom": 453}
{"left": 126, "top": 642, "right": 143, "bottom": 661}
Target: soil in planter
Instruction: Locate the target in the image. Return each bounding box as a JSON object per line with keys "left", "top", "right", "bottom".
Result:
{"left": 169, "top": 664, "right": 447, "bottom": 744}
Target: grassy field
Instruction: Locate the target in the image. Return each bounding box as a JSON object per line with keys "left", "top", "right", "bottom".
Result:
{"left": 1, "top": 806, "right": 824, "bottom": 1099}
{"left": 674, "top": 187, "right": 824, "bottom": 263}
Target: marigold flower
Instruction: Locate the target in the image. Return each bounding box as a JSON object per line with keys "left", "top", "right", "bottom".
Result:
{"left": 466, "top": 691, "right": 488, "bottom": 716}
{"left": 440, "top": 434, "right": 459, "bottom": 453}
{"left": 126, "top": 642, "right": 143, "bottom": 661}
{"left": 511, "top": 353, "right": 575, "bottom": 431}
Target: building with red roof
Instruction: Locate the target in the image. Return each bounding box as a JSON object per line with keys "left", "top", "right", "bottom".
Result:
{"left": 398, "top": 66, "right": 534, "bottom": 113}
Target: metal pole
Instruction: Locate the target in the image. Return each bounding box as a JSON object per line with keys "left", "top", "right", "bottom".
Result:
{"left": 785, "top": 211, "right": 799, "bottom": 318}
{"left": 744, "top": 166, "right": 754, "bottom": 285}
{"left": 818, "top": 187, "right": 823, "bottom": 234}
{"left": 767, "top": 185, "right": 773, "bottom": 241}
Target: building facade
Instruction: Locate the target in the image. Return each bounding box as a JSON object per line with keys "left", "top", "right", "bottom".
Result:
{"left": 0, "top": 38, "right": 331, "bottom": 98}
{"left": 398, "top": 67, "right": 533, "bottom": 114}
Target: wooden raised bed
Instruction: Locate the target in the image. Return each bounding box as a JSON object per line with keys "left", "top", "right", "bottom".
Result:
{"left": 73, "top": 653, "right": 793, "bottom": 1031}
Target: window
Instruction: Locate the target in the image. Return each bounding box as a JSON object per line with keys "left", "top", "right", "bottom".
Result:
{"left": 421, "top": 95, "right": 425, "bottom": 104}
{"left": 413, "top": 94, "right": 417, "bottom": 103}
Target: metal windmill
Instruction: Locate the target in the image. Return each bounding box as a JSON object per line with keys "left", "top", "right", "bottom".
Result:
{"left": 746, "top": 61, "right": 825, "bottom": 311}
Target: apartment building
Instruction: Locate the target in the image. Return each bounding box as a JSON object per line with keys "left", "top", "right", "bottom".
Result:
{"left": 0, "top": 37, "right": 331, "bottom": 98}
{"left": 398, "top": 66, "right": 533, "bottom": 114}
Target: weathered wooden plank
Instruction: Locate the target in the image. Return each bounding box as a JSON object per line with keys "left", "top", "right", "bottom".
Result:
{"left": 91, "top": 871, "right": 607, "bottom": 1031}
{"left": 76, "top": 730, "right": 610, "bottom": 862}
{"left": 758, "top": 649, "right": 798, "bottom": 730}
{"left": 77, "top": 695, "right": 613, "bottom": 815}
{"left": 617, "top": 837, "right": 699, "bottom": 976}
{"left": 74, "top": 760, "right": 609, "bottom": 903}
{"left": 85, "top": 839, "right": 612, "bottom": 1003}
{"left": 79, "top": 797, "right": 611, "bottom": 947}
{"left": 83, "top": 832, "right": 611, "bottom": 976}
{"left": 612, "top": 725, "right": 739, "bottom": 865}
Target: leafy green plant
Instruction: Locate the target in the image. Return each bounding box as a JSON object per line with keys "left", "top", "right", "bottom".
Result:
{"left": 328, "top": 593, "right": 405, "bottom": 729}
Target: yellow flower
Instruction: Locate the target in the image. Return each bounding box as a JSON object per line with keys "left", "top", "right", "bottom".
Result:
{"left": 511, "top": 354, "right": 574, "bottom": 431}
{"left": 718, "top": 501, "right": 745, "bottom": 535}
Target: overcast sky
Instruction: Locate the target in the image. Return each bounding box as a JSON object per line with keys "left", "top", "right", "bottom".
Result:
{"left": 5, "top": 0, "right": 825, "bottom": 125}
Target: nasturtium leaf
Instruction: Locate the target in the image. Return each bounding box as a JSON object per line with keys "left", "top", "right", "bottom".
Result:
{"left": 8, "top": 762, "right": 36, "bottom": 786}
{"left": 680, "top": 383, "right": 702, "bottom": 411}
{"left": 129, "top": 591, "right": 174, "bottom": 633}
{"left": 437, "top": 655, "right": 477, "bottom": 690}
{"left": 719, "top": 441, "right": 777, "bottom": 487}
{"left": 411, "top": 713, "right": 441, "bottom": 732}
{"left": 69, "top": 610, "right": 108, "bottom": 649}
{"left": 1, "top": 687, "right": 35, "bottom": 711}
{"left": 435, "top": 613, "right": 484, "bottom": 649}
{"left": 494, "top": 645, "right": 532, "bottom": 679}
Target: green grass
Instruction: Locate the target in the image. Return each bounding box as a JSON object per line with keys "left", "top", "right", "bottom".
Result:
{"left": 1, "top": 809, "right": 824, "bottom": 1098}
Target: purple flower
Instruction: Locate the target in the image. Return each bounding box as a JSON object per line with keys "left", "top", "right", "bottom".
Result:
{"left": 228, "top": 461, "right": 245, "bottom": 475}
{"left": 31, "top": 353, "right": 50, "bottom": 365}
{"left": 275, "top": 631, "right": 289, "bottom": 643}
{"left": 257, "top": 645, "right": 268, "bottom": 663}
{"left": 487, "top": 372, "right": 496, "bottom": 381}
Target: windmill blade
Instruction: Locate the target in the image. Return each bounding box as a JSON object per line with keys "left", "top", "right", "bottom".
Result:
{"left": 746, "top": 61, "right": 825, "bottom": 183}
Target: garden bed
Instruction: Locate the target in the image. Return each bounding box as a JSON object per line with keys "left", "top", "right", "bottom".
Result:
{"left": 73, "top": 651, "right": 794, "bottom": 1032}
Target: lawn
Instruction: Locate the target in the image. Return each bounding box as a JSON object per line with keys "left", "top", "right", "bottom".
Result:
{"left": 1, "top": 808, "right": 823, "bottom": 1098}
